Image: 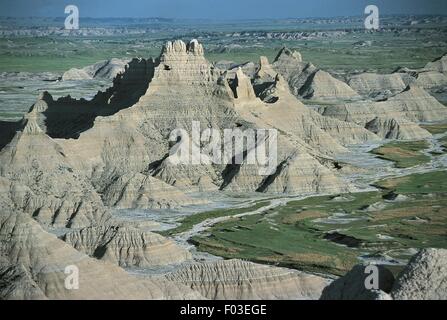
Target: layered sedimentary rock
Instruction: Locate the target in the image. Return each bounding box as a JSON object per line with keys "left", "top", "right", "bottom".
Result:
{"left": 299, "top": 70, "right": 360, "bottom": 101}
{"left": 0, "top": 39, "right": 446, "bottom": 301}
{"left": 50, "top": 40, "right": 355, "bottom": 195}
{"left": 272, "top": 47, "right": 359, "bottom": 101}
{"left": 424, "top": 54, "right": 447, "bottom": 74}
{"left": 101, "top": 172, "right": 204, "bottom": 209}
{"left": 414, "top": 71, "right": 447, "bottom": 89}
{"left": 270, "top": 49, "right": 447, "bottom": 140}
{"left": 0, "top": 209, "right": 202, "bottom": 300}
{"left": 63, "top": 225, "right": 191, "bottom": 267}
{"left": 0, "top": 117, "right": 110, "bottom": 228}
{"left": 0, "top": 260, "right": 48, "bottom": 300}
{"left": 347, "top": 73, "right": 407, "bottom": 98}
{"left": 365, "top": 117, "right": 432, "bottom": 140}
{"left": 62, "top": 58, "right": 130, "bottom": 81}
{"left": 1, "top": 39, "right": 445, "bottom": 228}
{"left": 318, "top": 85, "right": 447, "bottom": 139}
{"left": 394, "top": 54, "right": 447, "bottom": 90}
{"left": 165, "top": 259, "right": 329, "bottom": 300}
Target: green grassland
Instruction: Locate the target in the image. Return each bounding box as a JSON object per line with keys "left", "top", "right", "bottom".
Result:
{"left": 190, "top": 171, "right": 447, "bottom": 276}
{"left": 1, "top": 29, "right": 446, "bottom": 73}
{"left": 160, "top": 200, "right": 270, "bottom": 236}
{"left": 371, "top": 140, "right": 430, "bottom": 168}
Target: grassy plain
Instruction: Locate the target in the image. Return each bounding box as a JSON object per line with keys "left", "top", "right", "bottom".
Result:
{"left": 190, "top": 171, "right": 447, "bottom": 276}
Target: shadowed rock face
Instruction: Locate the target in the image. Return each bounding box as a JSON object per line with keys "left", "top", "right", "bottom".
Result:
{"left": 272, "top": 47, "right": 360, "bottom": 101}
{"left": 45, "top": 58, "right": 155, "bottom": 139}
{"left": 1, "top": 40, "right": 447, "bottom": 300}
{"left": 320, "top": 265, "right": 395, "bottom": 300}
{"left": 318, "top": 248, "right": 447, "bottom": 300}
{"left": 62, "top": 58, "right": 130, "bottom": 81}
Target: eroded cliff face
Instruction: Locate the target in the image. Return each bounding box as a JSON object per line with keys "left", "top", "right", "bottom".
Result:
{"left": 164, "top": 259, "right": 329, "bottom": 300}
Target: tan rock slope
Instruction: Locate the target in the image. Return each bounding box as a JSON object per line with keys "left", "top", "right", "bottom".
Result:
{"left": 63, "top": 224, "right": 191, "bottom": 267}
{"left": 317, "top": 85, "right": 445, "bottom": 140}
{"left": 272, "top": 47, "right": 360, "bottom": 101}
{"left": 1, "top": 39, "right": 359, "bottom": 206}
{"left": 348, "top": 73, "right": 407, "bottom": 98}
{"left": 1, "top": 40, "right": 445, "bottom": 229}
{"left": 165, "top": 259, "right": 329, "bottom": 300}
{"left": 391, "top": 248, "right": 447, "bottom": 300}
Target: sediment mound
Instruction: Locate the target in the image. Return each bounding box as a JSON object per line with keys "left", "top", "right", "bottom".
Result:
{"left": 365, "top": 117, "right": 432, "bottom": 140}
{"left": 319, "top": 85, "right": 447, "bottom": 139}
{"left": 424, "top": 53, "right": 447, "bottom": 74}
{"left": 63, "top": 225, "right": 191, "bottom": 267}
{"left": 0, "top": 209, "right": 202, "bottom": 300}
{"left": 348, "top": 73, "right": 407, "bottom": 98}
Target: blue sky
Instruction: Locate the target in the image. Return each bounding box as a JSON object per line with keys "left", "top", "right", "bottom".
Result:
{"left": 1, "top": 0, "right": 447, "bottom": 19}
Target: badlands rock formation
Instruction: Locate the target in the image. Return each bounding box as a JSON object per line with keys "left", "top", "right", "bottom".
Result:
{"left": 320, "top": 264, "right": 394, "bottom": 300}
{"left": 270, "top": 48, "right": 447, "bottom": 141}
{"left": 272, "top": 47, "right": 360, "bottom": 101}
{"left": 317, "top": 85, "right": 445, "bottom": 140}
{"left": 165, "top": 259, "right": 329, "bottom": 300}
{"left": 63, "top": 224, "right": 191, "bottom": 267}
{"left": 0, "top": 188, "right": 201, "bottom": 299}
{"left": 348, "top": 73, "right": 407, "bottom": 98}
{"left": 62, "top": 58, "right": 130, "bottom": 81}
{"left": 1, "top": 40, "right": 447, "bottom": 300}
{"left": 321, "top": 85, "right": 447, "bottom": 123}
{"left": 354, "top": 53, "right": 447, "bottom": 94}
{"left": 0, "top": 38, "right": 362, "bottom": 221}
{"left": 0, "top": 40, "right": 445, "bottom": 229}
{"left": 365, "top": 117, "right": 432, "bottom": 140}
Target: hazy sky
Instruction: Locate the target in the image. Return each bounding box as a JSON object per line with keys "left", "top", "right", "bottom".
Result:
{"left": 1, "top": 0, "right": 447, "bottom": 19}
